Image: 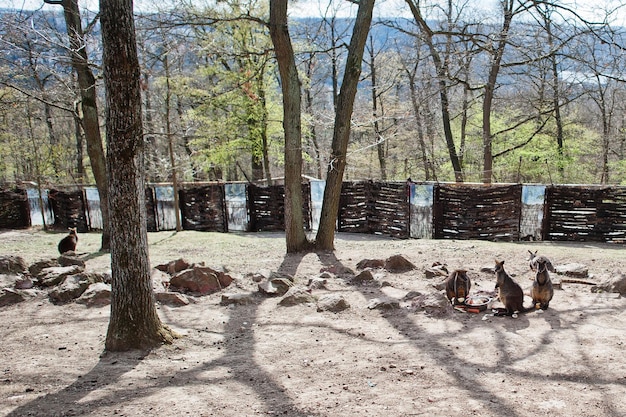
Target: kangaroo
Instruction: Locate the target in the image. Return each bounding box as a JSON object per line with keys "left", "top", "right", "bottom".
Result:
{"left": 493, "top": 260, "right": 533, "bottom": 317}
{"left": 58, "top": 227, "right": 78, "bottom": 254}
{"left": 527, "top": 250, "right": 555, "bottom": 273}
{"left": 445, "top": 269, "right": 471, "bottom": 306}
{"left": 530, "top": 258, "right": 554, "bottom": 310}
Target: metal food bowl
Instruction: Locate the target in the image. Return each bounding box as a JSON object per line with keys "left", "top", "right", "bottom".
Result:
{"left": 464, "top": 295, "right": 494, "bottom": 311}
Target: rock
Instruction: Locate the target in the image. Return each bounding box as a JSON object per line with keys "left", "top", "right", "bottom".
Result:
{"left": 317, "top": 294, "right": 350, "bottom": 312}
{"left": 220, "top": 292, "right": 256, "bottom": 306}
{"left": 155, "top": 292, "right": 190, "bottom": 306}
{"left": 555, "top": 263, "right": 588, "bottom": 278}
{"left": 258, "top": 277, "right": 294, "bottom": 296}
{"left": 29, "top": 259, "right": 60, "bottom": 277}
{"left": 410, "top": 292, "right": 453, "bottom": 317}
{"left": 48, "top": 272, "right": 109, "bottom": 304}
{"left": 0, "top": 288, "right": 26, "bottom": 306}
{"left": 367, "top": 296, "right": 400, "bottom": 310}
{"left": 49, "top": 275, "right": 90, "bottom": 304}
{"left": 58, "top": 254, "right": 86, "bottom": 268}
{"left": 75, "top": 282, "right": 111, "bottom": 306}
{"left": 424, "top": 263, "right": 449, "bottom": 278}
{"left": 320, "top": 265, "right": 354, "bottom": 277}
{"left": 351, "top": 269, "right": 375, "bottom": 284}
{"left": 384, "top": 255, "right": 416, "bottom": 273}
{"left": 155, "top": 258, "right": 192, "bottom": 275}
{"left": 0, "top": 255, "right": 28, "bottom": 274}
{"left": 278, "top": 287, "right": 316, "bottom": 306}
{"left": 15, "top": 277, "right": 34, "bottom": 289}
{"left": 0, "top": 273, "right": 22, "bottom": 289}
{"left": 151, "top": 268, "right": 171, "bottom": 292}
{"left": 591, "top": 273, "right": 626, "bottom": 295}
{"left": 356, "top": 259, "right": 385, "bottom": 270}
{"left": 403, "top": 290, "right": 422, "bottom": 300}
{"left": 480, "top": 265, "right": 495, "bottom": 273}
{"left": 170, "top": 266, "right": 233, "bottom": 295}
{"left": 307, "top": 277, "right": 328, "bottom": 290}
{"left": 38, "top": 265, "right": 85, "bottom": 287}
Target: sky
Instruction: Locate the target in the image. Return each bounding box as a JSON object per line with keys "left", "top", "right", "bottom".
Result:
{"left": 6, "top": 0, "right": 625, "bottom": 25}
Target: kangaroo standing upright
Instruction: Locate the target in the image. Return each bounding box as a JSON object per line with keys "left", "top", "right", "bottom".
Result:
{"left": 493, "top": 260, "right": 533, "bottom": 317}
{"left": 445, "top": 269, "right": 471, "bottom": 305}
{"left": 58, "top": 227, "right": 78, "bottom": 254}
{"left": 527, "top": 250, "right": 555, "bottom": 273}
{"left": 528, "top": 253, "right": 555, "bottom": 310}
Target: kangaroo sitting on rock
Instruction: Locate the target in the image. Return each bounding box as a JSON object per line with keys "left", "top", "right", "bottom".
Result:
{"left": 493, "top": 260, "right": 533, "bottom": 317}
{"left": 58, "top": 227, "right": 78, "bottom": 254}
{"left": 445, "top": 269, "right": 471, "bottom": 306}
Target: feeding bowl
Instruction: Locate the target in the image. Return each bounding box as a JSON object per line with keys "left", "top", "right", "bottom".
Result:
{"left": 464, "top": 295, "right": 493, "bottom": 312}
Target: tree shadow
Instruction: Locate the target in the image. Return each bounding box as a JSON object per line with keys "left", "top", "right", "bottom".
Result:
{"left": 311, "top": 250, "right": 624, "bottom": 417}
{"left": 6, "top": 352, "right": 145, "bottom": 417}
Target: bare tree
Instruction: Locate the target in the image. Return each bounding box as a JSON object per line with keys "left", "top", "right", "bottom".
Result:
{"left": 43, "top": 0, "right": 111, "bottom": 250}
{"left": 315, "top": 0, "right": 376, "bottom": 250}
{"left": 100, "top": 0, "right": 177, "bottom": 351}
{"left": 269, "top": 0, "right": 310, "bottom": 253}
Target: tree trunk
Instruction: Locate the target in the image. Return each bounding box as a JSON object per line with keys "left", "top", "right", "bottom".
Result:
{"left": 483, "top": 0, "right": 514, "bottom": 184}
{"left": 269, "top": 0, "right": 310, "bottom": 253}
{"left": 48, "top": 0, "right": 111, "bottom": 250}
{"left": 100, "top": 0, "right": 177, "bottom": 351}
{"left": 315, "top": 0, "right": 375, "bottom": 250}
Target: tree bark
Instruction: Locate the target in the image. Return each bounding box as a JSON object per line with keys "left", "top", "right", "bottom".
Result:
{"left": 100, "top": 0, "right": 177, "bottom": 351}
{"left": 45, "top": 0, "right": 111, "bottom": 249}
{"left": 315, "top": 0, "right": 375, "bottom": 250}
{"left": 269, "top": 0, "right": 310, "bottom": 253}
{"left": 482, "top": 0, "right": 514, "bottom": 184}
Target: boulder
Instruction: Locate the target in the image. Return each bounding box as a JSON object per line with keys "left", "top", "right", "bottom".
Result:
{"left": 307, "top": 277, "right": 328, "bottom": 290}
{"left": 367, "top": 296, "right": 400, "bottom": 310}
{"left": 384, "top": 255, "right": 416, "bottom": 273}
{"left": 151, "top": 268, "right": 171, "bottom": 292}
{"left": 356, "top": 259, "right": 385, "bottom": 270}
{"left": 0, "top": 288, "right": 26, "bottom": 307}
{"left": 49, "top": 274, "right": 91, "bottom": 304}
{"left": 38, "top": 265, "right": 85, "bottom": 287}
{"left": 220, "top": 292, "right": 256, "bottom": 306}
{"left": 591, "top": 273, "right": 626, "bottom": 295}
{"left": 170, "top": 266, "right": 233, "bottom": 295}
{"left": 316, "top": 294, "right": 350, "bottom": 312}
{"left": 258, "top": 276, "right": 293, "bottom": 296}
{"left": 555, "top": 263, "right": 588, "bottom": 278}
{"left": 351, "top": 269, "right": 375, "bottom": 284}
{"left": 0, "top": 255, "right": 28, "bottom": 274}
{"left": 29, "top": 259, "right": 60, "bottom": 277}
{"left": 278, "top": 287, "right": 316, "bottom": 307}
{"left": 155, "top": 258, "right": 192, "bottom": 275}
{"left": 155, "top": 292, "right": 190, "bottom": 306}
{"left": 58, "top": 254, "right": 86, "bottom": 268}
{"left": 410, "top": 292, "right": 454, "bottom": 317}
{"left": 75, "top": 282, "right": 111, "bottom": 306}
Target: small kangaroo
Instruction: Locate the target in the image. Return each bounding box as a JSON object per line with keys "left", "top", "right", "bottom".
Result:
{"left": 527, "top": 250, "right": 555, "bottom": 273}
{"left": 58, "top": 227, "right": 78, "bottom": 254}
{"left": 445, "top": 269, "right": 471, "bottom": 305}
{"left": 530, "top": 258, "right": 554, "bottom": 310}
{"left": 493, "top": 260, "right": 533, "bottom": 317}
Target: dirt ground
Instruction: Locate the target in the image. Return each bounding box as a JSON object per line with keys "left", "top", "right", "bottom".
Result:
{"left": 0, "top": 229, "right": 625, "bottom": 417}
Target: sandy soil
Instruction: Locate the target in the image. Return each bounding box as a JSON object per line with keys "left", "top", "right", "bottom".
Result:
{"left": 1, "top": 229, "right": 625, "bottom": 417}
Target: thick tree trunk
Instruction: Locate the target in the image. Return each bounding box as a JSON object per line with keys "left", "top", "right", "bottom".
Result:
{"left": 269, "top": 0, "right": 310, "bottom": 253}
{"left": 100, "top": 0, "right": 177, "bottom": 351}
{"left": 315, "top": 0, "right": 375, "bottom": 250}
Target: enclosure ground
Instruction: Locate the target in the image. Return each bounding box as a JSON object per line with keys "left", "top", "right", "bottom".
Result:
{"left": 1, "top": 229, "right": 625, "bottom": 417}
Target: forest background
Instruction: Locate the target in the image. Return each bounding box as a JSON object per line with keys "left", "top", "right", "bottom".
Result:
{"left": 2, "top": 0, "right": 626, "bottom": 189}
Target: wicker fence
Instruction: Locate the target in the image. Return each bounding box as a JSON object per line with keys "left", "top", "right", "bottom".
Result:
{"left": 2, "top": 181, "right": 626, "bottom": 243}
